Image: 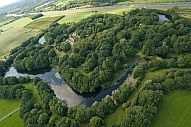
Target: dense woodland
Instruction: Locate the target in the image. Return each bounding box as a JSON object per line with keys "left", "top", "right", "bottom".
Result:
{"left": 0, "top": 8, "right": 191, "bottom": 127}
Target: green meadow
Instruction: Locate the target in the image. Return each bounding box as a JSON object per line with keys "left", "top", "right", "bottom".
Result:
{"left": 0, "top": 99, "right": 23, "bottom": 127}
{"left": 152, "top": 90, "right": 191, "bottom": 127}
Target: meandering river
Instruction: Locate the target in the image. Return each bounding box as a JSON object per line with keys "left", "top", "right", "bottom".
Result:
{"left": 5, "top": 67, "right": 129, "bottom": 107}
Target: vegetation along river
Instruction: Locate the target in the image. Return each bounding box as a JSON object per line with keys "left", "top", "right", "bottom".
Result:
{"left": 5, "top": 66, "right": 130, "bottom": 107}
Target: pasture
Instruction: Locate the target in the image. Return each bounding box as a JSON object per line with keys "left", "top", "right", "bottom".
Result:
{"left": 0, "top": 99, "right": 20, "bottom": 118}
{"left": 152, "top": 90, "right": 191, "bottom": 127}
{"left": 25, "top": 16, "right": 64, "bottom": 30}
{"left": 25, "top": 83, "right": 41, "bottom": 103}
{"left": 177, "top": 8, "right": 191, "bottom": 19}
{"left": 0, "top": 17, "right": 37, "bottom": 58}
{"left": 0, "top": 99, "right": 23, "bottom": 127}
{"left": 105, "top": 107, "right": 126, "bottom": 127}
{"left": 57, "top": 4, "right": 135, "bottom": 24}
{"left": 0, "top": 112, "right": 24, "bottom": 127}
{"left": 0, "top": 15, "right": 62, "bottom": 58}
{"left": 128, "top": 0, "right": 188, "bottom": 3}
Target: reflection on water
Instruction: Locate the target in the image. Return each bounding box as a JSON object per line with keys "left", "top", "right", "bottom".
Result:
{"left": 5, "top": 67, "right": 128, "bottom": 107}
{"left": 5, "top": 67, "right": 85, "bottom": 107}
{"left": 159, "top": 14, "right": 169, "bottom": 22}
{"left": 38, "top": 36, "right": 46, "bottom": 44}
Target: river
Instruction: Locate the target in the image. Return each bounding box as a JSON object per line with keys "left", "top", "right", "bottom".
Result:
{"left": 5, "top": 67, "right": 129, "bottom": 107}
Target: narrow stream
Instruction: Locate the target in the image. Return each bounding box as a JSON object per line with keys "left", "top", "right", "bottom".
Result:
{"left": 5, "top": 67, "right": 129, "bottom": 107}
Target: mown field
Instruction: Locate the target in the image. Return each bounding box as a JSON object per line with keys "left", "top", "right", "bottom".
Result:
{"left": 177, "top": 8, "right": 191, "bottom": 19}
{"left": 128, "top": 0, "right": 188, "bottom": 3}
{"left": 0, "top": 15, "right": 63, "bottom": 59}
{"left": 0, "top": 99, "right": 23, "bottom": 127}
{"left": 0, "top": 17, "right": 36, "bottom": 58}
{"left": 25, "top": 16, "right": 64, "bottom": 30}
{"left": 152, "top": 90, "right": 191, "bottom": 127}
{"left": 57, "top": 5, "right": 134, "bottom": 24}
{"left": 0, "top": 112, "right": 24, "bottom": 127}
{"left": 0, "top": 99, "right": 20, "bottom": 118}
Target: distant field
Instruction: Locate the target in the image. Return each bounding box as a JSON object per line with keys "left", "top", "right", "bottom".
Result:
{"left": 0, "top": 17, "right": 38, "bottom": 58}
{"left": 128, "top": 0, "right": 188, "bottom": 3}
{"left": 177, "top": 8, "right": 191, "bottom": 19}
{"left": 58, "top": 11, "right": 95, "bottom": 24}
{"left": 57, "top": 5, "right": 134, "bottom": 24}
{"left": 25, "top": 16, "right": 63, "bottom": 30}
{"left": 0, "top": 17, "right": 32, "bottom": 31}
{"left": 0, "top": 15, "right": 61, "bottom": 58}
{"left": 0, "top": 112, "right": 24, "bottom": 127}
{"left": 152, "top": 90, "right": 191, "bottom": 127}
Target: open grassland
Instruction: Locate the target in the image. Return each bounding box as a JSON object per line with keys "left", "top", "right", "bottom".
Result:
{"left": 58, "top": 11, "right": 96, "bottom": 23}
{"left": 152, "top": 90, "right": 191, "bottom": 127}
{"left": 127, "top": 0, "right": 188, "bottom": 3}
{"left": 105, "top": 107, "right": 126, "bottom": 127}
{"left": 0, "top": 17, "right": 38, "bottom": 58}
{"left": 25, "top": 83, "right": 41, "bottom": 103}
{"left": 0, "top": 15, "right": 62, "bottom": 58}
{"left": 0, "top": 99, "right": 23, "bottom": 127}
{"left": 0, "top": 17, "right": 32, "bottom": 31}
{"left": 0, "top": 111, "right": 24, "bottom": 127}
{"left": 25, "top": 16, "right": 64, "bottom": 30}
{"left": 0, "top": 99, "right": 20, "bottom": 118}
{"left": 57, "top": 5, "right": 135, "bottom": 24}
{"left": 177, "top": 8, "right": 191, "bottom": 19}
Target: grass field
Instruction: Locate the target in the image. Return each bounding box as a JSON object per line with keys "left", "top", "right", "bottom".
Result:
{"left": 105, "top": 107, "right": 126, "bottom": 127}
{"left": 25, "top": 83, "right": 41, "bottom": 103}
{"left": 25, "top": 16, "right": 64, "bottom": 30}
{"left": 152, "top": 90, "right": 191, "bottom": 127}
{"left": 0, "top": 99, "right": 23, "bottom": 127}
{"left": 58, "top": 11, "right": 96, "bottom": 23}
{"left": 128, "top": 0, "right": 188, "bottom": 3}
{"left": 57, "top": 5, "right": 134, "bottom": 24}
{"left": 0, "top": 17, "right": 38, "bottom": 58}
{"left": 0, "top": 15, "right": 62, "bottom": 58}
{"left": 0, "top": 111, "right": 24, "bottom": 127}
{"left": 0, "top": 99, "right": 20, "bottom": 118}
{"left": 177, "top": 8, "right": 191, "bottom": 19}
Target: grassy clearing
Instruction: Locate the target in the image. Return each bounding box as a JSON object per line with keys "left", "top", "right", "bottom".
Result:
{"left": 0, "top": 111, "right": 24, "bottom": 127}
{"left": 105, "top": 107, "right": 126, "bottom": 127}
{"left": 25, "top": 83, "right": 41, "bottom": 103}
{"left": 144, "top": 69, "right": 168, "bottom": 81}
{"left": 0, "top": 99, "right": 20, "bottom": 119}
{"left": 152, "top": 90, "right": 191, "bottom": 127}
